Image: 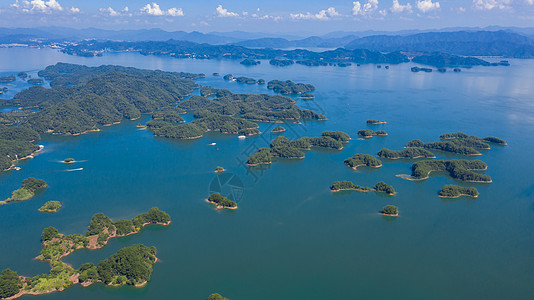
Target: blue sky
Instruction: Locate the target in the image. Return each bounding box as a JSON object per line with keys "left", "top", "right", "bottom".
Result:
{"left": 1, "top": 0, "right": 534, "bottom": 34}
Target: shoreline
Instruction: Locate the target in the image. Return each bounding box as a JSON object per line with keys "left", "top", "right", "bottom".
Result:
{"left": 205, "top": 199, "right": 238, "bottom": 210}
{"left": 396, "top": 173, "right": 492, "bottom": 183}
{"left": 439, "top": 193, "right": 479, "bottom": 199}
{"left": 350, "top": 163, "right": 382, "bottom": 170}
{"left": 380, "top": 155, "right": 436, "bottom": 160}
{"left": 247, "top": 161, "right": 272, "bottom": 167}
{"left": 380, "top": 212, "right": 399, "bottom": 217}
{"left": 331, "top": 188, "right": 371, "bottom": 193}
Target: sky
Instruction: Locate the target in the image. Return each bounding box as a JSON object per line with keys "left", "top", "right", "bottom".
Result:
{"left": 1, "top": 0, "right": 534, "bottom": 34}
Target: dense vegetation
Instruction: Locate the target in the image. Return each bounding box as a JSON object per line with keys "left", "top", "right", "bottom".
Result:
{"left": 269, "top": 59, "right": 294, "bottom": 66}
{"left": 439, "top": 185, "right": 479, "bottom": 198}
{"left": 207, "top": 293, "right": 230, "bottom": 300}
{"left": 240, "top": 59, "right": 260, "bottom": 66}
{"left": 38, "top": 201, "right": 62, "bottom": 213}
{"left": 267, "top": 80, "right": 315, "bottom": 95}
{"left": 330, "top": 181, "right": 371, "bottom": 192}
{"left": 410, "top": 159, "right": 491, "bottom": 182}
{"left": 1, "top": 63, "right": 201, "bottom": 135}
{"left": 0, "top": 125, "right": 41, "bottom": 171}
{"left": 247, "top": 148, "right": 272, "bottom": 166}
{"left": 322, "top": 131, "right": 350, "bottom": 143}
{"left": 377, "top": 148, "right": 435, "bottom": 159}
{"left": 344, "top": 154, "right": 382, "bottom": 169}
{"left": 0, "top": 269, "right": 22, "bottom": 298}
{"left": 374, "top": 182, "right": 396, "bottom": 195}
{"left": 208, "top": 193, "right": 237, "bottom": 209}
{"left": 0, "top": 75, "right": 16, "bottom": 83}
{"left": 358, "top": 129, "right": 387, "bottom": 138}
{"left": 382, "top": 205, "right": 399, "bottom": 216}
{"left": 405, "top": 133, "right": 506, "bottom": 156}
{"left": 271, "top": 126, "right": 286, "bottom": 133}
{"left": 95, "top": 244, "right": 157, "bottom": 286}
{"left": 1, "top": 177, "right": 47, "bottom": 206}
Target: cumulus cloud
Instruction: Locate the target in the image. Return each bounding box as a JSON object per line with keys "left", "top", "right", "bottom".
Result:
{"left": 215, "top": 4, "right": 239, "bottom": 17}
{"left": 416, "top": 0, "right": 440, "bottom": 13}
{"left": 391, "top": 0, "right": 413, "bottom": 13}
{"left": 352, "top": 0, "right": 379, "bottom": 15}
{"left": 473, "top": 0, "right": 511, "bottom": 10}
{"left": 290, "top": 7, "right": 340, "bottom": 20}
{"left": 140, "top": 2, "right": 183, "bottom": 16}
{"left": 10, "top": 0, "right": 78, "bottom": 14}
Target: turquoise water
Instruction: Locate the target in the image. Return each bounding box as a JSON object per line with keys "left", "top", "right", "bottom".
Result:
{"left": 1, "top": 48, "right": 534, "bottom": 299}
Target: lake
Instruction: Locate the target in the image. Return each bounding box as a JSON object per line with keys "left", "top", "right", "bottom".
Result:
{"left": 1, "top": 47, "right": 534, "bottom": 299}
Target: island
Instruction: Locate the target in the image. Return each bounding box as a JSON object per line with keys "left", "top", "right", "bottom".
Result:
{"left": 406, "top": 133, "right": 506, "bottom": 155}
{"left": 400, "top": 159, "right": 491, "bottom": 182}
{"left": 377, "top": 148, "right": 435, "bottom": 159}
{"left": 411, "top": 67, "right": 432, "bottom": 72}
{"left": 439, "top": 185, "right": 479, "bottom": 198}
{"left": 38, "top": 201, "right": 62, "bottom": 213}
{"left": 0, "top": 125, "right": 42, "bottom": 171}
{"left": 330, "top": 181, "right": 371, "bottom": 193}
{"left": 267, "top": 80, "right": 315, "bottom": 95}
{"left": 296, "top": 60, "right": 328, "bottom": 67}
{"left": 271, "top": 126, "right": 286, "bottom": 133}
{"left": 235, "top": 76, "right": 257, "bottom": 84}
{"left": 269, "top": 59, "right": 294, "bottom": 67}
{"left": 299, "top": 94, "right": 315, "bottom": 99}
{"left": 344, "top": 154, "right": 382, "bottom": 169}
{"left": 1, "top": 177, "right": 47, "bottom": 206}
{"left": 63, "top": 158, "right": 75, "bottom": 163}
{"left": 0, "top": 208, "right": 170, "bottom": 299}
{"left": 381, "top": 205, "right": 399, "bottom": 217}
{"left": 207, "top": 293, "right": 229, "bottom": 300}
{"left": 0, "top": 75, "right": 16, "bottom": 83}
{"left": 366, "top": 119, "right": 387, "bottom": 125}
{"left": 207, "top": 193, "right": 237, "bottom": 210}
{"left": 374, "top": 182, "right": 396, "bottom": 195}
{"left": 258, "top": 79, "right": 265, "bottom": 84}
{"left": 17, "top": 72, "right": 28, "bottom": 80}
{"left": 223, "top": 74, "right": 234, "bottom": 81}
{"left": 27, "top": 78, "right": 44, "bottom": 85}
{"left": 212, "top": 73, "right": 219, "bottom": 76}
{"left": 358, "top": 129, "right": 387, "bottom": 138}
{"left": 240, "top": 59, "right": 260, "bottom": 66}
{"left": 215, "top": 166, "right": 225, "bottom": 173}
{"left": 247, "top": 132, "right": 349, "bottom": 166}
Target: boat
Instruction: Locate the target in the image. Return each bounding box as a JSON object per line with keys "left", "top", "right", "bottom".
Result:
{"left": 237, "top": 135, "right": 246, "bottom": 139}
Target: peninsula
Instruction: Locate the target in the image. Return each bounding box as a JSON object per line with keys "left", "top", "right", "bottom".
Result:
{"left": 1, "top": 177, "right": 47, "bottom": 206}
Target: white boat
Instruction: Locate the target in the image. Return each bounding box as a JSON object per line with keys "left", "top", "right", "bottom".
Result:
{"left": 237, "top": 135, "right": 246, "bottom": 139}
{"left": 209, "top": 142, "right": 216, "bottom": 146}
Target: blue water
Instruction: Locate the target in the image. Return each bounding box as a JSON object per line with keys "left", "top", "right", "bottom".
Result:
{"left": 1, "top": 47, "right": 534, "bottom": 299}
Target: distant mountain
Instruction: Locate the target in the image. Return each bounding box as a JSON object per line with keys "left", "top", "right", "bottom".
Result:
{"left": 345, "top": 31, "right": 534, "bottom": 58}
{"left": 231, "top": 35, "right": 358, "bottom": 49}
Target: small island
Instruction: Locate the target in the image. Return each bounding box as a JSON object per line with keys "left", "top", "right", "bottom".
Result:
{"left": 207, "top": 193, "right": 237, "bottom": 210}
{"left": 0, "top": 208, "right": 171, "bottom": 299}
{"left": 299, "top": 93, "right": 315, "bottom": 99}
{"left": 258, "top": 79, "right": 265, "bottom": 84}
{"left": 344, "top": 154, "right": 382, "bottom": 170}
{"left": 377, "top": 148, "right": 435, "bottom": 159}
{"left": 330, "top": 181, "right": 371, "bottom": 193}
{"left": 366, "top": 120, "right": 387, "bottom": 125}
{"left": 269, "top": 59, "right": 294, "bottom": 67}
{"left": 223, "top": 74, "right": 234, "bottom": 81}
{"left": 358, "top": 129, "right": 388, "bottom": 138}
{"left": 207, "top": 293, "right": 229, "bottom": 300}
{"left": 1, "top": 177, "right": 47, "bottom": 206}
{"left": 215, "top": 166, "right": 226, "bottom": 173}
{"left": 374, "top": 182, "right": 396, "bottom": 195}
{"left": 63, "top": 158, "right": 76, "bottom": 163}
{"left": 0, "top": 75, "right": 16, "bottom": 83}
{"left": 235, "top": 76, "right": 257, "bottom": 84}
{"left": 439, "top": 185, "right": 479, "bottom": 198}
{"left": 17, "top": 72, "right": 28, "bottom": 80}
{"left": 381, "top": 205, "right": 399, "bottom": 217}
{"left": 27, "top": 78, "right": 44, "bottom": 85}
{"left": 267, "top": 80, "right": 315, "bottom": 95}
{"left": 271, "top": 126, "right": 286, "bottom": 133}
{"left": 401, "top": 159, "right": 491, "bottom": 182}
{"left": 38, "top": 201, "right": 62, "bottom": 213}
{"left": 240, "top": 59, "right": 261, "bottom": 66}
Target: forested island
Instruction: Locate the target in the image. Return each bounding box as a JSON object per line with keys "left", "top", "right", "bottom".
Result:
{"left": 207, "top": 193, "right": 237, "bottom": 209}
{"left": 269, "top": 59, "right": 294, "bottom": 66}
{"left": 240, "top": 59, "right": 260, "bottom": 66}
{"left": 366, "top": 120, "right": 386, "bottom": 125}
{"left": 1, "top": 177, "right": 47, "bottom": 206}
{"left": 38, "top": 201, "right": 62, "bottom": 213}
{"left": 247, "top": 131, "right": 349, "bottom": 166}
{"left": 439, "top": 185, "right": 479, "bottom": 198}
{"left": 267, "top": 80, "right": 315, "bottom": 95}
{"left": 207, "top": 293, "right": 229, "bottom": 300}
{"left": 330, "top": 181, "right": 395, "bottom": 195}
{"left": 401, "top": 159, "right": 491, "bottom": 182}
{"left": 377, "top": 148, "right": 436, "bottom": 159}
{"left": 405, "top": 132, "right": 506, "bottom": 155}
{"left": 344, "top": 154, "right": 382, "bottom": 169}
{"left": 0, "top": 208, "right": 170, "bottom": 299}
{"left": 381, "top": 205, "right": 399, "bottom": 217}
{"left": 271, "top": 126, "right": 286, "bottom": 133}
{"left": 358, "top": 129, "right": 387, "bottom": 138}
{"left": 0, "top": 125, "right": 42, "bottom": 171}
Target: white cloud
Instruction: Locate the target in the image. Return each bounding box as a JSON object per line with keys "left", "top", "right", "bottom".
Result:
{"left": 140, "top": 3, "right": 183, "bottom": 16}
{"left": 99, "top": 6, "right": 131, "bottom": 17}
{"left": 473, "top": 0, "right": 511, "bottom": 10}
{"left": 416, "top": 0, "right": 440, "bottom": 13}
{"left": 215, "top": 4, "right": 239, "bottom": 17}
{"left": 391, "top": 0, "right": 413, "bottom": 13}
{"left": 353, "top": 0, "right": 379, "bottom": 15}
{"left": 290, "top": 7, "right": 340, "bottom": 20}
{"left": 69, "top": 7, "right": 79, "bottom": 13}
{"left": 11, "top": 0, "right": 67, "bottom": 13}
